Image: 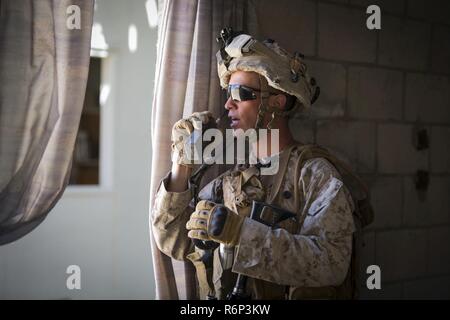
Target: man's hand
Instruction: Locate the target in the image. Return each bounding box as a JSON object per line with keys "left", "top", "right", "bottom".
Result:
{"left": 171, "top": 111, "right": 215, "bottom": 168}
{"left": 186, "top": 200, "right": 245, "bottom": 247}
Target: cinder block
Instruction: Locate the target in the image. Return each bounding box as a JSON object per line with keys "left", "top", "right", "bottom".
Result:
{"left": 431, "top": 126, "right": 450, "bottom": 173}
{"left": 348, "top": 66, "right": 403, "bottom": 120}
{"left": 328, "top": 0, "right": 349, "bottom": 3}
{"left": 289, "top": 118, "right": 315, "bottom": 144}
{"left": 428, "top": 227, "right": 450, "bottom": 276}
{"left": 356, "top": 231, "right": 376, "bottom": 287}
{"left": 431, "top": 25, "right": 450, "bottom": 75}
{"left": 359, "top": 282, "right": 403, "bottom": 299}
{"left": 316, "top": 120, "right": 376, "bottom": 173}
{"left": 256, "top": 0, "right": 316, "bottom": 56}
{"left": 306, "top": 60, "right": 346, "bottom": 118}
{"left": 403, "top": 176, "right": 450, "bottom": 226}
{"left": 405, "top": 73, "right": 450, "bottom": 124}
{"left": 408, "top": 0, "right": 450, "bottom": 25}
{"left": 318, "top": 3, "right": 377, "bottom": 63}
{"left": 369, "top": 176, "right": 403, "bottom": 229}
{"left": 403, "top": 276, "right": 450, "bottom": 299}
{"left": 376, "top": 229, "right": 427, "bottom": 282}
{"left": 377, "top": 124, "right": 428, "bottom": 174}
{"left": 350, "top": 0, "right": 405, "bottom": 14}
{"left": 378, "top": 16, "right": 430, "bottom": 70}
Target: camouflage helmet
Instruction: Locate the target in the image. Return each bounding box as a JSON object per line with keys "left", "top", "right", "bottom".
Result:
{"left": 216, "top": 28, "right": 320, "bottom": 119}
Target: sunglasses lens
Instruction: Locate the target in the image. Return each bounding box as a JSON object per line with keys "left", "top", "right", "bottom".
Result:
{"left": 227, "top": 85, "right": 257, "bottom": 102}
{"left": 239, "top": 86, "right": 256, "bottom": 101}
{"left": 230, "top": 85, "right": 242, "bottom": 101}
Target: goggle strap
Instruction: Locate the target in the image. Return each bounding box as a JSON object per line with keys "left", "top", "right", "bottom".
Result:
{"left": 254, "top": 75, "right": 270, "bottom": 129}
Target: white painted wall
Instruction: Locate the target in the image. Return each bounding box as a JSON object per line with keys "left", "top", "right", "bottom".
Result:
{"left": 0, "top": 0, "right": 157, "bottom": 299}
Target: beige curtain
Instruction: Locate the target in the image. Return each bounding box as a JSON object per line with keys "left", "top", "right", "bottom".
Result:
{"left": 0, "top": 0, "right": 94, "bottom": 244}
{"left": 149, "top": 0, "right": 259, "bottom": 299}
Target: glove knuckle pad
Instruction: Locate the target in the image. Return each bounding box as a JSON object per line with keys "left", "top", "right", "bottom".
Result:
{"left": 209, "top": 206, "right": 228, "bottom": 236}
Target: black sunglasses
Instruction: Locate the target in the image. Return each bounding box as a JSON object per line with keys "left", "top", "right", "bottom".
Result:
{"left": 226, "top": 84, "right": 261, "bottom": 102}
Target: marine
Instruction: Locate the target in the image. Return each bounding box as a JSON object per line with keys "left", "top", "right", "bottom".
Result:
{"left": 151, "top": 28, "right": 373, "bottom": 300}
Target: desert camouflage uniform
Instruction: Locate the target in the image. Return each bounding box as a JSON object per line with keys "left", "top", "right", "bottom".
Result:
{"left": 151, "top": 143, "right": 356, "bottom": 300}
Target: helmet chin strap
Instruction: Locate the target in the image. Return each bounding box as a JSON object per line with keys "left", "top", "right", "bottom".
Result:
{"left": 254, "top": 75, "right": 272, "bottom": 130}
{"left": 254, "top": 75, "right": 292, "bottom": 130}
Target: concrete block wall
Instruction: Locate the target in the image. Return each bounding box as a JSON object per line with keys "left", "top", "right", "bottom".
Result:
{"left": 257, "top": 0, "right": 450, "bottom": 299}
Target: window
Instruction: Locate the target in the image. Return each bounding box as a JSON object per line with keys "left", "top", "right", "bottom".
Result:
{"left": 69, "top": 57, "right": 101, "bottom": 185}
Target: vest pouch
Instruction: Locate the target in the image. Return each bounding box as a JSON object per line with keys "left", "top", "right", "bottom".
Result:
{"left": 222, "top": 167, "right": 265, "bottom": 216}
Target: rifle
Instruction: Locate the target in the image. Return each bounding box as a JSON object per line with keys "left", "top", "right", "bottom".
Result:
{"left": 227, "top": 201, "right": 296, "bottom": 300}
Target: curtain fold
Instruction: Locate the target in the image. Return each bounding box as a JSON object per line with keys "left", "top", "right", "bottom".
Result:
{"left": 149, "top": 0, "right": 259, "bottom": 299}
{"left": 0, "top": 0, "right": 94, "bottom": 245}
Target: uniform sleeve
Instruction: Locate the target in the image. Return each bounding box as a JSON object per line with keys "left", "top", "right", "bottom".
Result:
{"left": 232, "top": 158, "right": 356, "bottom": 287}
{"left": 151, "top": 172, "right": 195, "bottom": 261}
